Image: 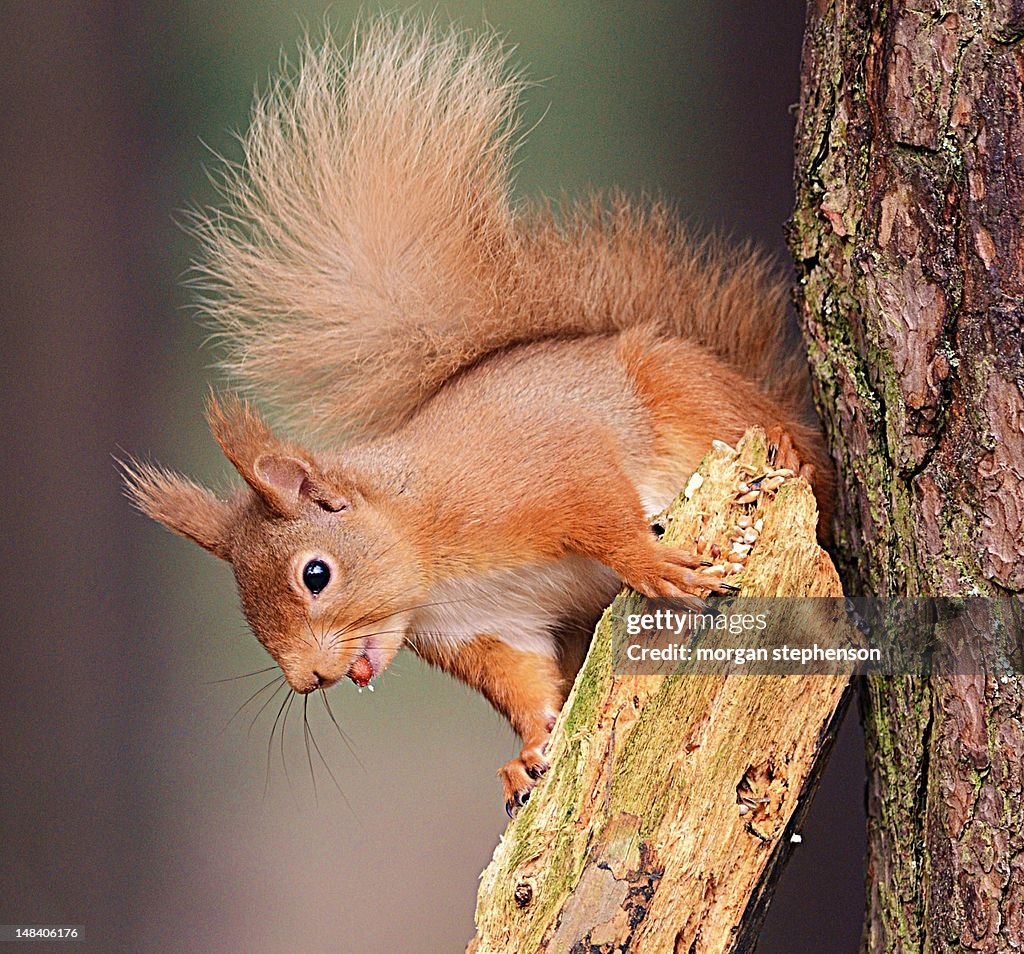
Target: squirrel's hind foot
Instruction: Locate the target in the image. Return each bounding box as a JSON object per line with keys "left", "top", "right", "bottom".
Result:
{"left": 501, "top": 741, "right": 550, "bottom": 817}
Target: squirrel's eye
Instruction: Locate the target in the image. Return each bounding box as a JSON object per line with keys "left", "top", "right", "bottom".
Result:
{"left": 302, "top": 559, "right": 331, "bottom": 595}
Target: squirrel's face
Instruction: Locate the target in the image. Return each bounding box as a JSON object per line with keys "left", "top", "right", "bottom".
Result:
{"left": 229, "top": 496, "right": 423, "bottom": 693}
{"left": 125, "top": 396, "right": 423, "bottom": 693}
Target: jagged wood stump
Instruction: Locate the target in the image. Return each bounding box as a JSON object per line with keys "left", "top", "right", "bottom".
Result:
{"left": 469, "top": 428, "right": 851, "bottom": 953}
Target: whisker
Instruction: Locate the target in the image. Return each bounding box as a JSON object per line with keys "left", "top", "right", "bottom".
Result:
{"left": 280, "top": 692, "right": 297, "bottom": 795}
{"left": 321, "top": 630, "right": 485, "bottom": 660}
{"left": 321, "top": 597, "right": 473, "bottom": 649}
{"left": 218, "top": 674, "right": 282, "bottom": 737}
{"left": 340, "top": 592, "right": 401, "bottom": 632}
{"left": 324, "top": 628, "right": 409, "bottom": 652}
{"left": 305, "top": 705, "right": 354, "bottom": 813}
{"left": 304, "top": 617, "right": 322, "bottom": 652}
{"left": 320, "top": 593, "right": 401, "bottom": 644}
{"left": 325, "top": 627, "right": 485, "bottom": 656}
{"left": 265, "top": 690, "right": 292, "bottom": 800}
{"left": 320, "top": 689, "right": 365, "bottom": 771}
{"left": 303, "top": 694, "right": 318, "bottom": 807}
{"left": 207, "top": 665, "right": 279, "bottom": 685}
{"left": 248, "top": 679, "right": 288, "bottom": 737}
{"left": 313, "top": 552, "right": 405, "bottom": 638}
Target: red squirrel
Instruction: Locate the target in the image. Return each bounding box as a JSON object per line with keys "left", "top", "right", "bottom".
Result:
{"left": 124, "top": 20, "right": 833, "bottom": 814}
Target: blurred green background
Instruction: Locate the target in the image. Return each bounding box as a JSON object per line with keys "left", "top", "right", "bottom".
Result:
{"left": 1, "top": 2, "right": 865, "bottom": 951}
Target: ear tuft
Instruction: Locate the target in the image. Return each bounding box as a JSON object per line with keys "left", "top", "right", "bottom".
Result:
{"left": 206, "top": 392, "right": 277, "bottom": 477}
{"left": 206, "top": 392, "right": 299, "bottom": 516}
{"left": 205, "top": 392, "right": 344, "bottom": 517}
{"left": 120, "top": 457, "right": 236, "bottom": 560}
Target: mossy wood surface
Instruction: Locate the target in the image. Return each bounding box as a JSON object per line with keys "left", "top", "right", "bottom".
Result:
{"left": 469, "top": 429, "right": 848, "bottom": 953}
{"left": 790, "top": 3, "right": 1024, "bottom": 950}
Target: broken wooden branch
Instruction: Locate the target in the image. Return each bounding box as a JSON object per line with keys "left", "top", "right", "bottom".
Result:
{"left": 469, "top": 427, "right": 851, "bottom": 953}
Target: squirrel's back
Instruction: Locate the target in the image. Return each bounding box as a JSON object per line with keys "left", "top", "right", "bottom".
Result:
{"left": 195, "top": 18, "right": 813, "bottom": 440}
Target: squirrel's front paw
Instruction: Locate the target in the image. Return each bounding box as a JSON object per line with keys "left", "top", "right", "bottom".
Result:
{"left": 500, "top": 743, "right": 550, "bottom": 817}
{"left": 766, "top": 425, "right": 817, "bottom": 486}
{"left": 629, "top": 546, "right": 733, "bottom": 602}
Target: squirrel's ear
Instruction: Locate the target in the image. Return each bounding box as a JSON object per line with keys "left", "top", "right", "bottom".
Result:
{"left": 252, "top": 453, "right": 312, "bottom": 513}
{"left": 206, "top": 393, "right": 336, "bottom": 517}
{"left": 254, "top": 454, "right": 351, "bottom": 515}
{"left": 121, "top": 460, "right": 235, "bottom": 561}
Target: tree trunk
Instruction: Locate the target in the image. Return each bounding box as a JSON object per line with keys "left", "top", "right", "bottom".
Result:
{"left": 469, "top": 430, "right": 852, "bottom": 952}
{"left": 790, "top": 2, "right": 1024, "bottom": 950}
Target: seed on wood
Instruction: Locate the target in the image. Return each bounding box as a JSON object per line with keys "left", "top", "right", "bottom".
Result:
{"left": 761, "top": 476, "right": 785, "bottom": 492}
{"left": 754, "top": 519, "right": 764, "bottom": 532}
{"left": 736, "top": 490, "right": 760, "bottom": 504}
{"left": 736, "top": 516, "right": 752, "bottom": 529}
{"left": 712, "top": 439, "right": 735, "bottom": 453}
{"left": 743, "top": 529, "right": 758, "bottom": 544}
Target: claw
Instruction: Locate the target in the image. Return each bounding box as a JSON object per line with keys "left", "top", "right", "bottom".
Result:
{"left": 526, "top": 761, "right": 549, "bottom": 781}
{"left": 505, "top": 789, "right": 531, "bottom": 818}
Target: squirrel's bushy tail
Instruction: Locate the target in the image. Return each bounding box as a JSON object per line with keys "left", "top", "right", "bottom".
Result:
{"left": 195, "top": 18, "right": 522, "bottom": 436}
{"left": 196, "top": 18, "right": 811, "bottom": 438}
{"left": 515, "top": 198, "right": 814, "bottom": 417}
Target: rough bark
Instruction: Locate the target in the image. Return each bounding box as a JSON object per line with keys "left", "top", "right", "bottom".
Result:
{"left": 790, "top": 3, "right": 1024, "bottom": 951}
{"left": 469, "top": 429, "right": 851, "bottom": 952}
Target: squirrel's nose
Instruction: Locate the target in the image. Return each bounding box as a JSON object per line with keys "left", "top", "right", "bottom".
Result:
{"left": 295, "top": 670, "right": 337, "bottom": 694}
{"left": 294, "top": 671, "right": 323, "bottom": 694}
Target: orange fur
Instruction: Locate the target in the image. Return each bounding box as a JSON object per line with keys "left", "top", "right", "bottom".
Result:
{"left": 413, "top": 636, "right": 567, "bottom": 808}
{"left": 128, "top": 18, "right": 835, "bottom": 811}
